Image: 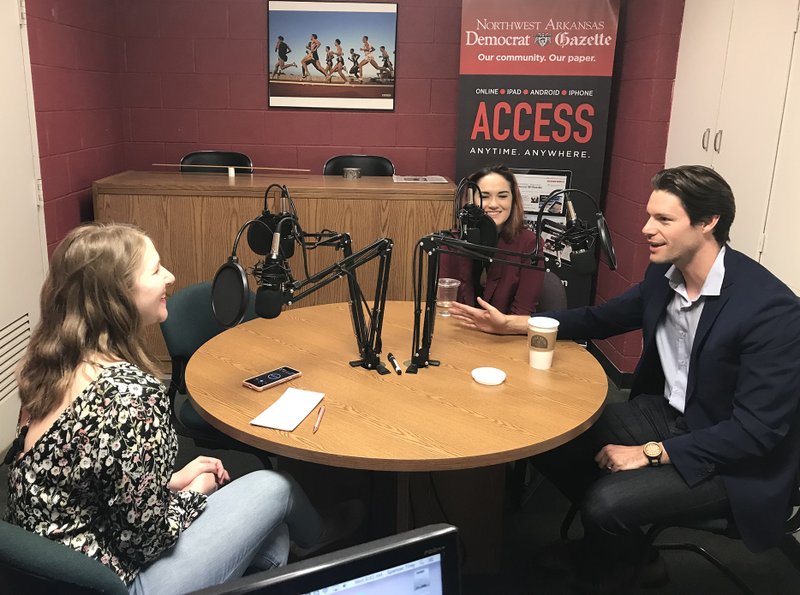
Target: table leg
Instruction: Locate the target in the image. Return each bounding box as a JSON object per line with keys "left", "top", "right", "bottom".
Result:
{"left": 408, "top": 465, "right": 505, "bottom": 574}
{"left": 395, "top": 472, "right": 412, "bottom": 532}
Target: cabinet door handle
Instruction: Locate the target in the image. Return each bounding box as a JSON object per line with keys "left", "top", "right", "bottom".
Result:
{"left": 702, "top": 128, "right": 711, "bottom": 151}
{"left": 713, "top": 129, "right": 723, "bottom": 153}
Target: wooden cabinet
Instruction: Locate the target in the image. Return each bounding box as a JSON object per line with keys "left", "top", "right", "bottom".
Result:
{"left": 666, "top": 0, "right": 798, "bottom": 260}
{"left": 93, "top": 171, "right": 456, "bottom": 365}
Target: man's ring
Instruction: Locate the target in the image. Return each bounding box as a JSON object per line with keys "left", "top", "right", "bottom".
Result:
{"left": 606, "top": 464, "right": 613, "bottom": 470}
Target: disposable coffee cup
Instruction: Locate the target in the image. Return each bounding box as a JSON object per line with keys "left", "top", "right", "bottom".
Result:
{"left": 343, "top": 167, "right": 362, "bottom": 180}
{"left": 436, "top": 278, "right": 461, "bottom": 317}
{"left": 527, "top": 316, "right": 559, "bottom": 369}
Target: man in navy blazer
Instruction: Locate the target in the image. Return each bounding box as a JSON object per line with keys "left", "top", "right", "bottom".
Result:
{"left": 450, "top": 165, "right": 800, "bottom": 587}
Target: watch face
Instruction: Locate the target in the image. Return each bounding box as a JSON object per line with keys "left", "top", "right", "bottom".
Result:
{"left": 644, "top": 442, "right": 661, "bottom": 457}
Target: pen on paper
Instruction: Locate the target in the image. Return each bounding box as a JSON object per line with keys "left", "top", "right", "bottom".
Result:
{"left": 312, "top": 405, "right": 326, "bottom": 434}
{"left": 387, "top": 352, "right": 402, "bottom": 375}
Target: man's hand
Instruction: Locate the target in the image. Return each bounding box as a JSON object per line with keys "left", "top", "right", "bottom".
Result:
{"left": 595, "top": 443, "right": 671, "bottom": 472}
{"left": 169, "top": 456, "right": 230, "bottom": 492}
{"left": 449, "top": 297, "right": 527, "bottom": 335}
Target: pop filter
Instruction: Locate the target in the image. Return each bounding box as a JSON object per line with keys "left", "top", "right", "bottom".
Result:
{"left": 596, "top": 212, "right": 617, "bottom": 270}
{"left": 211, "top": 257, "right": 250, "bottom": 327}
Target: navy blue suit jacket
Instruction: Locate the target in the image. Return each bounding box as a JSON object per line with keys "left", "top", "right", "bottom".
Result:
{"left": 550, "top": 247, "right": 800, "bottom": 551}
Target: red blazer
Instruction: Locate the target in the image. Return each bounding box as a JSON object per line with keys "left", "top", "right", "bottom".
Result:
{"left": 438, "top": 229, "right": 543, "bottom": 315}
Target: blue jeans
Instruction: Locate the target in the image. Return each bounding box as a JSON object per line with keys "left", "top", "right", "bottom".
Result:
{"left": 129, "top": 470, "right": 321, "bottom": 594}
{"left": 534, "top": 394, "right": 730, "bottom": 565}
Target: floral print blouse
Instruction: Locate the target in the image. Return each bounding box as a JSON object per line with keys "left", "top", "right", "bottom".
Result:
{"left": 4, "top": 362, "right": 207, "bottom": 584}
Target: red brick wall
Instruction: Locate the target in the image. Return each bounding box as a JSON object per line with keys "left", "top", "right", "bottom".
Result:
{"left": 26, "top": 0, "right": 685, "bottom": 374}
{"left": 119, "top": 0, "right": 461, "bottom": 176}
{"left": 26, "top": 0, "right": 125, "bottom": 255}
{"left": 594, "top": 0, "right": 684, "bottom": 374}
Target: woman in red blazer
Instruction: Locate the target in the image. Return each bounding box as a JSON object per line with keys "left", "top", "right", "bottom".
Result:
{"left": 438, "top": 164, "right": 544, "bottom": 315}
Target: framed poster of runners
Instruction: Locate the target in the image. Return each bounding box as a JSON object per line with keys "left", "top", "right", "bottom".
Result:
{"left": 268, "top": 1, "right": 398, "bottom": 110}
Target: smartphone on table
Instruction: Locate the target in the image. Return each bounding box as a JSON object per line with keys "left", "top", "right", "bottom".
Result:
{"left": 242, "top": 366, "right": 302, "bottom": 391}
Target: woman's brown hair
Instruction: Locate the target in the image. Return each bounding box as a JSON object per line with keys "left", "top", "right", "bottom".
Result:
{"left": 17, "top": 223, "right": 161, "bottom": 420}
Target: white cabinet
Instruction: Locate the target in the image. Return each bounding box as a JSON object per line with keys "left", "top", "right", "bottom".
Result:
{"left": 666, "top": 0, "right": 799, "bottom": 260}
{"left": 0, "top": 4, "right": 47, "bottom": 449}
{"left": 761, "top": 35, "right": 800, "bottom": 295}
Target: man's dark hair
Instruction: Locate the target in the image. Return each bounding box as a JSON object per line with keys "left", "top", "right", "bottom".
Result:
{"left": 651, "top": 165, "right": 736, "bottom": 245}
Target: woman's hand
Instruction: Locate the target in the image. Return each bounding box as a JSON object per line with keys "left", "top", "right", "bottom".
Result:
{"left": 184, "top": 472, "right": 222, "bottom": 495}
{"left": 449, "top": 297, "right": 528, "bottom": 335}
{"left": 168, "top": 456, "right": 230, "bottom": 492}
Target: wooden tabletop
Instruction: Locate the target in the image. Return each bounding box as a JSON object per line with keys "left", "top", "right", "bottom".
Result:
{"left": 93, "top": 170, "right": 456, "bottom": 200}
{"left": 185, "top": 301, "right": 607, "bottom": 472}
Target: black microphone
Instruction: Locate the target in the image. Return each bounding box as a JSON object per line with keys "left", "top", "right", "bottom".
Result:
{"left": 562, "top": 192, "right": 596, "bottom": 275}
{"left": 456, "top": 180, "right": 498, "bottom": 248}
{"left": 255, "top": 286, "right": 284, "bottom": 319}
{"left": 247, "top": 185, "right": 296, "bottom": 257}
{"left": 254, "top": 228, "right": 290, "bottom": 319}
{"left": 568, "top": 244, "right": 597, "bottom": 276}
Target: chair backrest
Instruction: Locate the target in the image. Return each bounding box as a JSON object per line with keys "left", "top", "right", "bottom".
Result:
{"left": 180, "top": 151, "right": 253, "bottom": 174}
{"left": 0, "top": 520, "right": 128, "bottom": 594}
{"left": 538, "top": 270, "right": 568, "bottom": 313}
{"left": 322, "top": 155, "right": 395, "bottom": 176}
{"left": 160, "top": 281, "right": 256, "bottom": 390}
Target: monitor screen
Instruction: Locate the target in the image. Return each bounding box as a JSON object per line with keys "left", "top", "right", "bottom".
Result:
{"left": 192, "top": 524, "right": 460, "bottom": 595}
{"left": 304, "top": 551, "right": 443, "bottom": 594}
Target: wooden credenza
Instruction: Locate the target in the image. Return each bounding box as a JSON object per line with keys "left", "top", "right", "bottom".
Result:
{"left": 93, "top": 171, "right": 456, "bottom": 363}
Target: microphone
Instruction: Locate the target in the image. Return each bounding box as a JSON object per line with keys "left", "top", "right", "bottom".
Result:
{"left": 254, "top": 224, "right": 293, "bottom": 319}
{"left": 247, "top": 185, "right": 297, "bottom": 257}
{"left": 455, "top": 180, "right": 498, "bottom": 248}
{"left": 565, "top": 193, "right": 579, "bottom": 228}
{"left": 211, "top": 203, "right": 298, "bottom": 326}
{"left": 562, "top": 192, "right": 596, "bottom": 275}
{"left": 255, "top": 286, "right": 284, "bottom": 319}
{"left": 537, "top": 189, "right": 617, "bottom": 276}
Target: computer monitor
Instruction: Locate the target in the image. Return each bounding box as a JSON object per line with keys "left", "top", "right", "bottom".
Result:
{"left": 509, "top": 168, "right": 573, "bottom": 219}
{"left": 192, "top": 524, "right": 461, "bottom": 595}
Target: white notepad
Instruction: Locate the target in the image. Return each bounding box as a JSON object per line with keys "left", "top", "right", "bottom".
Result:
{"left": 250, "top": 387, "right": 325, "bottom": 432}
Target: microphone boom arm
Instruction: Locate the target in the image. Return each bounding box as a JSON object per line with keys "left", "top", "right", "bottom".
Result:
{"left": 407, "top": 233, "right": 548, "bottom": 374}
{"left": 408, "top": 186, "right": 615, "bottom": 373}
{"left": 283, "top": 235, "right": 394, "bottom": 375}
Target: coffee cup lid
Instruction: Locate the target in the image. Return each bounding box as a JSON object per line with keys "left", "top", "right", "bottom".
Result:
{"left": 528, "top": 316, "right": 559, "bottom": 329}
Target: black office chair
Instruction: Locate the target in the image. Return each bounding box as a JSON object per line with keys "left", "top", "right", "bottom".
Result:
{"left": 0, "top": 520, "right": 128, "bottom": 595}
{"left": 538, "top": 270, "right": 568, "bottom": 312}
{"left": 558, "top": 477, "right": 800, "bottom": 594}
{"left": 160, "top": 281, "right": 272, "bottom": 468}
{"left": 180, "top": 150, "right": 253, "bottom": 174}
{"left": 322, "top": 155, "right": 395, "bottom": 176}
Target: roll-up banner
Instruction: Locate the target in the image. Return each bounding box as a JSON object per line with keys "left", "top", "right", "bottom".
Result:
{"left": 456, "top": 0, "right": 620, "bottom": 307}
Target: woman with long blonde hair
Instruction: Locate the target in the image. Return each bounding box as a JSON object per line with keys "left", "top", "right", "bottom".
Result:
{"left": 4, "top": 223, "right": 352, "bottom": 594}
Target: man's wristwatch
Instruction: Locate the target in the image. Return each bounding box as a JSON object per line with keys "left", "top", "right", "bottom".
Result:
{"left": 643, "top": 441, "right": 663, "bottom": 466}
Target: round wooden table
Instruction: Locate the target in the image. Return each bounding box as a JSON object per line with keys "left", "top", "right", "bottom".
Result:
{"left": 185, "top": 301, "right": 607, "bottom": 472}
